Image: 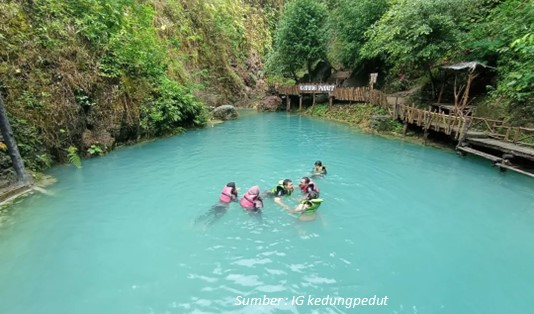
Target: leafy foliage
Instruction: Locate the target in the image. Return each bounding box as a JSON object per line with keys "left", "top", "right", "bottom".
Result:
{"left": 66, "top": 146, "right": 81, "bottom": 168}
{"left": 328, "top": 0, "right": 389, "bottom": 70}
{"left": 1, "top": 115, "right": 51, "bottom": 172}
{"left": 468, "top": 0, "right": 534, "bottom": 124}
{"left": 267, "top": 0, "right": 328, "bottom": 80}
{"left": 140, "top": 78, "right": 207, "bottom": 136}
{"left": 362, "top": 0, "right": 480, "bottom": 74}
{"left": 87, "top": 144, "right": 104, "bottom": 156}
{"left": 306, "top": 103, "right": 398, "bottom": 131}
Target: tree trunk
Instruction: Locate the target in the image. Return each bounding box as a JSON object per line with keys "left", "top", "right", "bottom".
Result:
{"left": 307, "top": 61, "right": 313, "bottom": 83}
{"left": 0, "top": 93, "right": 32, "bottom": 185}
{"left": 291, "top": 71, "right": 298, "bottom": 82}
{"left": 426, "top": 66, "right": 436, "bottom": 99}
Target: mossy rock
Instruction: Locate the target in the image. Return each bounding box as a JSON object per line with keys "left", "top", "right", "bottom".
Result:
{"left": 212, "top": 105, "right": 239, "bottom": 120}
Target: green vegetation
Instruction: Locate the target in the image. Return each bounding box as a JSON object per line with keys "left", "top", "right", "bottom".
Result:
{"left": 362, "top": 0, "right": 477, "bottom": 84}
{"left": 468, "top": 0, "right": 534, "bottom": 125}
{"left": 66, "top": 146, "right": 81, "bottom": 168}
{"left": 306, "top": 103, "right": 403, "bottom": 134}
{"left": 0, "top": 0, "right": 280, "bottom": 175}
{"left": 267, "top": 0, "right": 533, "bottom": 125}
{"left": 266, "top": 0, "right": 328, "bottom": 80}
{"left": 329, "top": 0, "right": 388, "bottom": 70}
{"left": 87, "top": 144, "right": 103, "bottom": 156}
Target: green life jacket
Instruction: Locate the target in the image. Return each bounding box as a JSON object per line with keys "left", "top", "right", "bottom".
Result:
{"left": 301, "top": 198, "right": 323, "bottom": 214}
{"left": 271, "top": 180, "right": 292, "bottom": 196}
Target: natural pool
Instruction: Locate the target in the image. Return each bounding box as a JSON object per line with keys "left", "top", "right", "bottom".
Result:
{"left": 0, "top": 110, "right": 533, "bottom": 314}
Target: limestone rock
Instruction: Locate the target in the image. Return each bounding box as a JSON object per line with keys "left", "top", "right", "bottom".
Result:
{"left": 257, "top": 96, "right": 282, "bottom": 112}
{"left": 212, "top": 105, "right": 239, "bottom": 120}
{"left": 81, "top": 129, "right": 115, "bottom": 152}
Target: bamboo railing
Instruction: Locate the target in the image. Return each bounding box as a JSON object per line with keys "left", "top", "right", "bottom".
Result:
{"left": 470, "top": 118, "right": 534, "bottom": 147}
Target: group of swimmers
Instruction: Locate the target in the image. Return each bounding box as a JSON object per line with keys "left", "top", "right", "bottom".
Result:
{"left": 196, "top": 161, "right": 327, "bottom": 225}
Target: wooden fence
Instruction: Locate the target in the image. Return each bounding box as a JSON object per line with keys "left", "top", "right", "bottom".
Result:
{"left": 470, "top": 118, "right": 534, "bottom": 147}
{"left": 392, "top": 103, "right": 468, "bottom": 139}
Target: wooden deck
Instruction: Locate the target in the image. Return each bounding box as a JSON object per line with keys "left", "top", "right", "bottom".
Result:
{"left": 457, "top": 145, "right": 534, "bottom": 178}
{"left": 466, "top": 138, "right": 534, "bottom": 162}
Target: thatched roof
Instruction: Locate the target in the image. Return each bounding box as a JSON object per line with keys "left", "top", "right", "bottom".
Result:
{"left": 440, "top": 61, "right": 494, "bottom": 72}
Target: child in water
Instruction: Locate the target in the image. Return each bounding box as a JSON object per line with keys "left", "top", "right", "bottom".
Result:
{"left": 312, "top": 160, "right": 327, "bottom": 177}
{"left": 287, "top": 191, "right": 323, "bottom": 221}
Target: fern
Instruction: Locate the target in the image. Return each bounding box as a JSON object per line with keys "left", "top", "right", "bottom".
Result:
{"left": 66, "top": 146, "right": 81, "bottom": 168}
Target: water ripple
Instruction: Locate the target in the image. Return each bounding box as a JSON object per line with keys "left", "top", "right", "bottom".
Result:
{"left": 0, "top": 112, "right": 533, "bottom": 314}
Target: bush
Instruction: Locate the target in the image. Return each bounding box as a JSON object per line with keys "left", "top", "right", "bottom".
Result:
{"left": 140, "top": 77, "right": 207, "bottom": 136}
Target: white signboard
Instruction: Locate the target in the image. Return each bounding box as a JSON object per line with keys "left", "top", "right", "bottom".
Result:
{"left": 370, "top": 73, "right": 378, "bottom": 84}
{"left": 299, "top": 84, "right": 336, "bottom": 92}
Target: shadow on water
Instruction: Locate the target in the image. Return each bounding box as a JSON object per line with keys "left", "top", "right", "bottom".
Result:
{"left": 194, "top": 202, "right": 230, "bottom": 227}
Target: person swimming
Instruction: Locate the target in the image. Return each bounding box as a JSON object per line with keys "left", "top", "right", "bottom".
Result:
{"left": 219, "top": 182, "right": 239, "bottom": 203}
{"left": 287, "top": 190, "right": 323, "bottom": 221}
{"left": 195, "top": 182, "right": 239, "bottom": 226}
{"left": 240, "top": 185, "right": 264, "bottom": 212}
{"left": 298, "top": 176, "right": 320, "bottom": 196}
{"left": 264, "top": 179, "right": 294, "bottom": 210}
{"left": 312, "top": 160, "right": 327, "bottom": 177}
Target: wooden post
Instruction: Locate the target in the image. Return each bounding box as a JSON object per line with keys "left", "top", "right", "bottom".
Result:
{"left": 299, "top": 95, "right": 303, "bottom": 111}
{"left": 403, "top": 122, "right": 408, "bottom": 136}
{"left": 460, "top": 72, "right": 477, "bottom": 115}
{"left": 312, "top": 92, "right": 316, "bottom": 108}
{"left": 288, "top": 96, "right": 292, "bottom": 112}
{"left": 286, "top": 95, "right": 290, "bottom": 111}
{"left": 513, "top": 128, "right": 520, "bottom": 143}
{"left": 456, "top": 117, "right": 471, "bottom": 149}
{"left": 453, "top": 75, "right": 465, "bottom": 116}
{"left": 423, "top": 129, "right": 429, "bottom": 145}
{"left": 437, "top": 82, "right": 445, "bottom": 104}
{"left": 329, "top": 96, "right": 333, "bottom": 111}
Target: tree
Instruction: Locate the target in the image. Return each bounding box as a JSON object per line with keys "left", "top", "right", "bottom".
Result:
{"left": 468, "top": 0, "right": 534, "bottom": 125}
{"left": 0, "top": 93, "right": 32, "bottom": 185}
{"left": 362, "top": 0, "right": 481, "bottom": 92}
{"left": 329, "top": 0, "right": 389, "bottom": 70}
{"left": 267, "top": 0, "right": 328, "bottom": 80}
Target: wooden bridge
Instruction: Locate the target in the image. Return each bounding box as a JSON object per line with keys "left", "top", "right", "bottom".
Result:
{"left": 276, "top": 84, "right": 534, "bottom": 178}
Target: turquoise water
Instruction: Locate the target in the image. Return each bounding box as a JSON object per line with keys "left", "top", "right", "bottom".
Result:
{"left": 1, "top": 111, "right": 533, "bottom": 314}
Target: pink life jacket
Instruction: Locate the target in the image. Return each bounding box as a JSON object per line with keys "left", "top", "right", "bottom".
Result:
{"left": 240, "top": 193, "right": 256, "bottom": 209}
{"left": 220, "top": 186, "right": 235, "bottom": 203}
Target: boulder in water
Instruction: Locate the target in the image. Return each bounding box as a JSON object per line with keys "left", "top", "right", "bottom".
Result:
{"left": 257, "top": 96, "right": 282, "bottom": 112}
{"left": 212, "top": 105, "right": 239, "bottom": 120}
